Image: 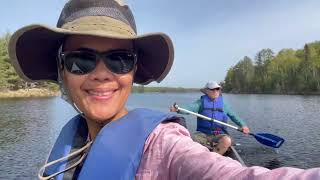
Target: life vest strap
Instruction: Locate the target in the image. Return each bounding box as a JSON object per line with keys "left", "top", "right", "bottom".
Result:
{"left": 202, "top": 108, "right": 224, "bottom": 112}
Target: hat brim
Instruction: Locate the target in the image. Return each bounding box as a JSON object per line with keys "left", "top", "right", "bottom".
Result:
{"left": 200, "top": 88, "right": 208, "bottom": 95}
{"left": 8, "top": 24, "right": 174, "bottom": 85}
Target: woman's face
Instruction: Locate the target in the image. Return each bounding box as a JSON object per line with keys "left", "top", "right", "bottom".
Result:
{"left": 62, "top": 35, "right": 134, "bottom": 123}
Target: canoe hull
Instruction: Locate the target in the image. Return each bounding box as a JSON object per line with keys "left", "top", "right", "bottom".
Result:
{"left": 225, "top": 146, "right": 245, "bottom": 166}
{"left": 191, "top": 132, "right": 246, "bottom": 166}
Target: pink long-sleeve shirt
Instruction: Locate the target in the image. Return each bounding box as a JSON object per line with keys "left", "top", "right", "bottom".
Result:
{"left": 136, "top": 122, "right": 320, "bottom": 179}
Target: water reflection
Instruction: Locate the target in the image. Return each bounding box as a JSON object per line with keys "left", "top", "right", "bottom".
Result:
{"left": 263, "top": 158, "right": 283, "bottom": 169}
{"left": 0, "top": 97, "right": 76, "bottom": 179}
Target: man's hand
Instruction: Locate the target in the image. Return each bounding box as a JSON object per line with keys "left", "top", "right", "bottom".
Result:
{"left": 241, "top": 126, "right": 250, "bottom": 134}
{"left": 170, "top": 103, "right": 178, "bottom": 112}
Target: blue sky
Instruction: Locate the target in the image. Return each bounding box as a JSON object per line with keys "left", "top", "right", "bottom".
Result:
{"left": 1, "top": 0, "right": 320, "bottom": 88}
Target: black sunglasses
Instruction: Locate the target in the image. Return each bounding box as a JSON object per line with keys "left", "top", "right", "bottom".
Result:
{"left": 209, "top": 88, "right": 221, "bottom": 91}
{"left": 58, "top": 46, "right": 137, "bottom": 75}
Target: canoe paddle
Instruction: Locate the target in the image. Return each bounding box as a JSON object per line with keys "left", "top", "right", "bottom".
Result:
{"left": 174, "top": 105, "right": 285, "bottom": 148}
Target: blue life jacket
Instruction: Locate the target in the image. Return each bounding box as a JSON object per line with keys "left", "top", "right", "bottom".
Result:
{"left": 197, "top": 95, "right": 229, "bottom": 134}
{"left": 43, "top": 108, "right": 182, "bottom": 180}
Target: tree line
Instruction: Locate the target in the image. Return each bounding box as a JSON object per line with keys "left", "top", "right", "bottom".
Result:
{"left": 0, "top": 33, "right": 58, "bottom": 91}
{"left": 223, "top": 41, "right": 320, "bottom": 94}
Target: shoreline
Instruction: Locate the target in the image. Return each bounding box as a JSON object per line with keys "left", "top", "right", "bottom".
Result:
{"left": 0, "top": 88, "right": 60, "bottom": 99}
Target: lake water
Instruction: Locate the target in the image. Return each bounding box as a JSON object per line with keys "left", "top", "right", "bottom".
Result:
{"left": 1, "top": 93, "right": 320, "bottom": 179}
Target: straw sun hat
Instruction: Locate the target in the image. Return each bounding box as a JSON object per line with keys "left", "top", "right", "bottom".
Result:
{"left": 8, "top": 0, "right": 174, "bottom": 85}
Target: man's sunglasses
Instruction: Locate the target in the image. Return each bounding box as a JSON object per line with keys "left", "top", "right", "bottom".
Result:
{"left": 58, "top": 46, "right": 137, "bottom": 75}
{"left": 209, "top": 88, "right": 221, "bottom": 91}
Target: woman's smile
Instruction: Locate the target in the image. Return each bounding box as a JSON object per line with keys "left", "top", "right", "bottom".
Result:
{"left": 86, "top": 88, "right": 117, "bottom": 100}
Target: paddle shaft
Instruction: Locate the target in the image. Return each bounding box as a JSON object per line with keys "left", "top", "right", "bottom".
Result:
{"left": 175, "top": 105, "right": 239, "bottom": 130}
{"left": 175, "top": 105, "right": 285, "bottom": 148}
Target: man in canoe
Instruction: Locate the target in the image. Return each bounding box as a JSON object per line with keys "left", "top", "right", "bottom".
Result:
{"left": 170, "top": 81, "right": 250, "bottom": 155}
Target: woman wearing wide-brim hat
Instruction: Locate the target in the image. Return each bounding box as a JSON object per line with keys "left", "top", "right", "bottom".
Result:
{"left": 8, "top": 0, "right": 320, "bottom": 179}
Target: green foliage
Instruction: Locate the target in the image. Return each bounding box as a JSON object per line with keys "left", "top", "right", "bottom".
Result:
{"left": 224, "top": 56, "right": 254, "bottom": 93}
{"left": 0, "top": 33, "right": 15, "bottom": 90}
{"left": 224, "top": 41, "right": 320, "bottom": 94}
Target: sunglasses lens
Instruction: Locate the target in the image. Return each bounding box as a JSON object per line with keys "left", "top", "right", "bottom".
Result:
{"left": 62, "top": 50, "right": 136, "bottom": 75}
{"left": 64, "top": 52, "right": 96, "bottom": 75}
{"left": 104, "top": 51, "right": 136, "bottom": 74}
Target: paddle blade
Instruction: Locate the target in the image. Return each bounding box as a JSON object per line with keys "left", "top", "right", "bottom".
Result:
{"left": 253, "top": 133, "right": 285, "bottom": 148}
